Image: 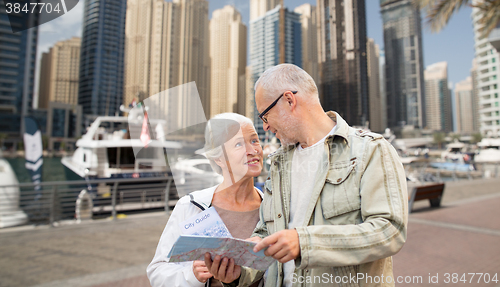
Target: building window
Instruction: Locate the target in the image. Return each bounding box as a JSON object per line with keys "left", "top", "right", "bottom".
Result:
{"left": 493, "top": 58, "right": 496, "bottom": 63}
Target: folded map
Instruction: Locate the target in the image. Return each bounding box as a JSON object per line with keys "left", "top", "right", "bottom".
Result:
{"left": 167, "top": 235, "right": 274, "bottom": 271}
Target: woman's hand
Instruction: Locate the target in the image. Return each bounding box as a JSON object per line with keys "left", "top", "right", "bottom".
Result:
{"left": 205, "top": 253, "right": 241, "bottom": 283}
{"left": 193, "top": 260, "right": 213, "bottom": 283}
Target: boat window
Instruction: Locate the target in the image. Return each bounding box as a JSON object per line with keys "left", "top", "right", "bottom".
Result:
{"left": 83, "top": 153, "right": 86, "bottom": 163}
{"left": 120, "top": 147, "right": 136, "bottom": 168}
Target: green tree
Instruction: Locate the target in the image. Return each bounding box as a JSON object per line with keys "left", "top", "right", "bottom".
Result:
{"left": 471, "top": 132, "right": 483, "bottom": 144}
{"left": 433, "top": 131, "right": 446, "bottom": 149}
{"left": 450, "top": 133, "right": 461, "bottom": 142}
{"left": 413, "top": 0, "right": 500, "bottom": 38}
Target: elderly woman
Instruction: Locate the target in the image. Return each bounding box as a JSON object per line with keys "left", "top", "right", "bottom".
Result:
{"left": 147, "top": 113, "right": 264, "bottom": 287}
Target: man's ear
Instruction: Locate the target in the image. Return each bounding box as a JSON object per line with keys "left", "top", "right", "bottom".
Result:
{"left": 283, "top": 91, "right": 297, "bottom": 110}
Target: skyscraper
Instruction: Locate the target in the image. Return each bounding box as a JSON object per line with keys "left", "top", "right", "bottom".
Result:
{"left": 381, "top": 0, "right": 425, "bottom": 129}
{"left": 379, "top": 49, "right": 388, "bottom": 130}
{"left": 424, "top": 62, "right": 452, "bottom": 132}
{"left": 472, "top": 8, "right": 500, "bottom": 136}
{"left": 317, "top": 0, "right": 368, "bottom": 127}
{"left": 38, "top": 37, "right": 81, "bottom": 109}
{"left": 249, "top": 5, "right": 302, "bottom": 140}
{"left": 124, "top": 0, "right": 176, "bottom": 105}
{"left": 0, "top": 0, "right": 38, "bottom": 135}
{"left": 470, "top": 59, "right": 480, "bottom": 131}
{"left": 250, "top": 0, "right": 280, "bottom": 21}
{"left": 294, "top": 3, "right": 319, "bottom": 84}
{"left": 175, "top": 0, "right": 211, "bottom": 118}
{"left": 455, "top": 77, "right": 474, "bottom": 134}
{"left": 209, "top": 5, "right": 247, "bottom": 118}
{"left": 367, "top": 38, "right": 383, "bottom": 132}
{"left": 78, "top": 0, "right": 126, "bottom": 119}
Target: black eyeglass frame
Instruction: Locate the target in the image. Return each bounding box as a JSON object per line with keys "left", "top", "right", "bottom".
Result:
{"left": 258, "top": 91, "right": 297, "bottom": 123}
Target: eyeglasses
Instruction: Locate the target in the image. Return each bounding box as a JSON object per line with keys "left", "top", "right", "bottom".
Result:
{"left": 258, "top": 91, "right": 297, "bottom": 123}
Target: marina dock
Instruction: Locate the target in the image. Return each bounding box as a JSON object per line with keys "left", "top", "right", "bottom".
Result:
{"left": 1, "top": 178, "right": 500, "bottom": 287}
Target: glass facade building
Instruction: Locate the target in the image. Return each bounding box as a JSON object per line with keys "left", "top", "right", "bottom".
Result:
{"left": 0, "top": 0, "right": 38, "bottom": 135}
{"left": 318, "top": 0, "right": 369, "bottom": 127}
{"left": 249, "top": 5, "right": 302, "bottom": 141}
{"left": 78, "top": 0, "right": 126, "bottom": 119}
{"left": 381, "top": 0, "right": 426, "bottom": 129}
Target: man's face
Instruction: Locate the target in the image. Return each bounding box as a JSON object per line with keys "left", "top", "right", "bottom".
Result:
{"left": 255, "top": 86, "right": 298, "bottom": 146}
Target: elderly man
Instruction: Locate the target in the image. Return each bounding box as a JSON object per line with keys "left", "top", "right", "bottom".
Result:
{"left": 205, "top": 64, "right": 408, "bottom": 287}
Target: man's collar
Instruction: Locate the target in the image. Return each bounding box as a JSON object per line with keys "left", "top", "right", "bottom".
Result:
{"left": 325, "top": 111, "right": 350, "bottom": 145}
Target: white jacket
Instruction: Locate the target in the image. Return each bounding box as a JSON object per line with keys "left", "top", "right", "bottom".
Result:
{"left": 147, "top": 186, "right": 217, "bottom": 287}
{"left": 147, "top": 185, "right": 263, "bottom": 287}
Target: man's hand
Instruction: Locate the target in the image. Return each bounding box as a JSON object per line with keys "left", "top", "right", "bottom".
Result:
{"left": 204, "top": 253, "right": 241, "bottom": 283}
{"left": 246, "top": 236, "right": 263, "bottom": 243}
{"left": 192, "top": 260, "right": 213, "bottom": 283}
{"left": 253, "top": 229, "right": 300, "bottom": 263}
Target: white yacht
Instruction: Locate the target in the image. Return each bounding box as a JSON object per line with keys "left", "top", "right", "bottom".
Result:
{"left": 474, "top": 138, "right": 500, "bottom": 163}
{"left": 0, "top": 151, "right": 28, "bottom": 228}
{"left": 62, "top": 106, "right": 182, "bottom": 180}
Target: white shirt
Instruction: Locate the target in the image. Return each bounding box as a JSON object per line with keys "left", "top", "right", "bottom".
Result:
{"left": 283, "top": 125, "right": 338, "bottom": 287}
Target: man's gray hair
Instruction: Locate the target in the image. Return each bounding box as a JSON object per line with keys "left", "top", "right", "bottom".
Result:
{"left": 254, "top": 64, "right": 319, "bottom": 102}
{"left": 203, "top": 113, "right": 254, "bottom": 175}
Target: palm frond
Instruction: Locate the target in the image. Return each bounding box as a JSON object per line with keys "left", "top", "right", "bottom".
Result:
{"left": 475, "top": 0, "right": 500, "bottom": 37}
{"left": 423, "top": 0, "right": 471, "bottom": 33}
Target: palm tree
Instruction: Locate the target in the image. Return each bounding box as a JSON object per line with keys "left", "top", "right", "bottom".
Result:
{"left": 413, "top": 0, "right": 500, "bottom": 38}
{"left": 433, "top": 131, "right": 446, "bottom": 149}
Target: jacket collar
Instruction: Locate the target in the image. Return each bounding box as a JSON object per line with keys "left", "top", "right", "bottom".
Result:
{"left": 189, "top": 184, "right": 264, "bottom": 210}
{"left": 325, "top": 111, "right": 350, "bottom": 145}
{"left": 268, "top": 111, "right": 350, "bottom": 159}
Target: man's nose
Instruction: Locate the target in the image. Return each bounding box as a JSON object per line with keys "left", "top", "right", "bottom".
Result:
{"left": 263, "top": 122, "right": 270, "bottom": 131}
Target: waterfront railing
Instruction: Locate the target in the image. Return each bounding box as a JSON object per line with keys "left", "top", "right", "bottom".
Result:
{"left": 0, "top": 175, "right": 217, "bottom": 227}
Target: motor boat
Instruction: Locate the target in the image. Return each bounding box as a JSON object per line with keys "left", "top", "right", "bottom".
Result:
{"left": 474, "top": 138, "right": 500, "bottom": 163}
{"left": 0, "top": 151, "right": 28, "bottom": 228}
{"left": 61, "top": 106, "right": 182, "bottom": 181}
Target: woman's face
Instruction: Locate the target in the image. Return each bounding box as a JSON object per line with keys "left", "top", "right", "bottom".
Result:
{"left": 217, "top": 124, "right": 263, "bottom": 183}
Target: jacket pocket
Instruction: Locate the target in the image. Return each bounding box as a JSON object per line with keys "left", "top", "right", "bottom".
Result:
{"left": 321, "top": 159, "right": 361, "bottom": 219}
{"left": 262, "top": 180, "right": 275, "bottom": 233}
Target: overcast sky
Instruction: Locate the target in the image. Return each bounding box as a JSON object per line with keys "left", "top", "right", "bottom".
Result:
{"left": 34, "top": 0, "right": 475, "bottom": 106}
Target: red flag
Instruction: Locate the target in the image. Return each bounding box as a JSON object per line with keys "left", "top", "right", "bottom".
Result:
{"left": 140, "top": 112, "right": 151, "bottom": 148}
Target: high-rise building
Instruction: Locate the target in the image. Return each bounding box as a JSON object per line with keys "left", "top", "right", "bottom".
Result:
{"left": 294, "top": 3, "right": 319, "bottom": 84}
{"left": 38, "top": 37, "right": 81, "bottom": 109}
{"left": 0, "top": 0, "right": 38, "bottom": 135}
{"left": 367, "top": 38, "right": 383, "bottom": 132}
{"left": 381, "top": 0, "right": 426, "bottom": 129}
{"left": 209, "top": 5, "right": 247, "bottom": 118}
{"left": 78, "top": 0, "right": 126, "bottom": 119}
{"left": 318, "top": 0, "right": 369, "bottom": 127}
{"left": 424, "top": 62, "right": 453, "bottom": 132}
{"left": 470, "top": 59, "right": 480, "bottom": 131}
{"left": 472, "top": 8, "right": 500, "bottom": 136}
{"left": 124, "top": 0, "right": 210, "bottom": 127}
{"left": 245, "top": 66, "right": 255, "bottom": 120}
{"left": 176, "top": 0, "right": 211, "bottom": 118}
{"left": 124, "top": 0, "right": 176, "bottom": 106}
{"left": 455, "top": 77, "right": 474, "bottom": 134}
{"left": 379, "top": 49, "right": 387, "bottom": 130}
{"left": 250, "top": 0, "right": 280, "bottom": 21}
{"left": 249, "top": 5, "right": 302, "bottom": 140}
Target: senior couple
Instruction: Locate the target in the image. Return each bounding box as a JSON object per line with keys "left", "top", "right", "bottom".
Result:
{"left": 147, "top": 64, "right": 408, "bottom": 287}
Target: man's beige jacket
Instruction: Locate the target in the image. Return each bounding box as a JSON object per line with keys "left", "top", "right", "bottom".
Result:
{"left": 227, "top": 112, "right": 408, "bottom": 287}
